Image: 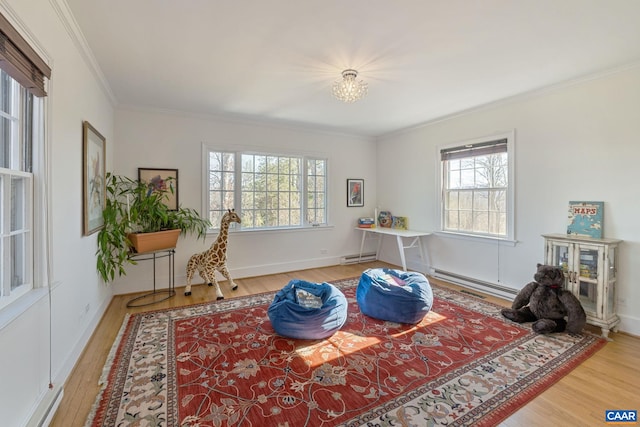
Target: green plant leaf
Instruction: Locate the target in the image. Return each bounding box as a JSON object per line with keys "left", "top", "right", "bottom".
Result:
{"left": 96, "top": 172, "right": 211, "bottom": 282}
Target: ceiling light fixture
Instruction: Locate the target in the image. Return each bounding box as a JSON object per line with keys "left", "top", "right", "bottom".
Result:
{"left": 332, "top": 69, "right": 368, "bottom": 103}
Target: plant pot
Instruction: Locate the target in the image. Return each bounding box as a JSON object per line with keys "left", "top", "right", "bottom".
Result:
{"left": 127, "top": 229, "right": 181, "bottom": 254}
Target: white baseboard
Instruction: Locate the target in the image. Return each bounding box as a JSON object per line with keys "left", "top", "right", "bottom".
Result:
{"left": 35, "top": 293, "right": 112, "bottom": 426}
{"left": 172, "top": 255, "right": 343, "bottom": 288}
{"left": 617, "top": 313, "right": 640, "bottom": 337}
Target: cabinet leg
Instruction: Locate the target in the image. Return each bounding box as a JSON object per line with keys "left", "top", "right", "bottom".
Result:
{"left": 601, "top": 327, "right": 610, "bottom": 339}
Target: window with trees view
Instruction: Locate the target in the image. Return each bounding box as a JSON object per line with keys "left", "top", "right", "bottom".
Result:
{"left": 440, "top": 133, "right": 514, "bottom": 239}
{"left": 206, "top": 149, "right": 327, "bottom": 230}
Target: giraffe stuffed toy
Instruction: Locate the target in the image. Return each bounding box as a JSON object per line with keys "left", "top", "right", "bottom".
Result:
{"left": 184, "top": 209, "right": 241, "bottom": 299}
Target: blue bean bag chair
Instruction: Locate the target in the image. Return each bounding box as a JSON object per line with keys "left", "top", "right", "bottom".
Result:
{"left": 268, "top": 279, "right": 348, "bottom": 340}
{"left": 357, "top": 268, "right": 433, "bottom": 324}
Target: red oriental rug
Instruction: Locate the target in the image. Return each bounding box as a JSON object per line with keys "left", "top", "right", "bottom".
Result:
{"left": 86, "top": 277, "right": 606, "bottom": 427}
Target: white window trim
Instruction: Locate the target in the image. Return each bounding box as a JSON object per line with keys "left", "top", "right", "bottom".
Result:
{"left": 201, "top": 142, "right": 331, "bottom": 233}
{"left": 0, "top": 80, "right": 49, "bottom": 322}
{"left": 436, "top": 130, "right": 515, "bottom": 242}
{"left": 435, "top": 230, "right": 518, "bottom": 247}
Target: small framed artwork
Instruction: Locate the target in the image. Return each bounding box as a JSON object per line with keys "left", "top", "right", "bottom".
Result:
{"left": 138, "top": 168, "right": 179, "bottom": 210}
{"left": 347, "top": 178, "right": 364, "bottom": 207}
{"left": 82, "top": 121, "right": 106, "bottom": 236}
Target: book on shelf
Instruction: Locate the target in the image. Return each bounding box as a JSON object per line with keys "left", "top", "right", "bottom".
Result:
{"left": 358, "top": 217, "right": 375, "bottom": 223}
{"left": 357, "top": 223, "right": 375, "bottom": 228}
{"left": 567, "top": 201, "right": 603, "bottom": 238}
{"left": 358, "top": 217, "right": 375, "bottom": 227}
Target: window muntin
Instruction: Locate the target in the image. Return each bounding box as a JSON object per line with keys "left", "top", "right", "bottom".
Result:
{"left": 440, "top": 135, "right": 513, "bottom": 239}
{"left": 206, "top": 148, "right": 327, "bottom": 230}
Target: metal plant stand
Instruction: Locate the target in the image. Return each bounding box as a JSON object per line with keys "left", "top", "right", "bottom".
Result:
{"left": 126, "top": 248, "right": 176, "bottom": 308}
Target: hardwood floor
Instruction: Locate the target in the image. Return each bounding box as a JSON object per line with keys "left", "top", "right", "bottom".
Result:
{"left": 51, "top": 262, "right": 640, "bottom": 427}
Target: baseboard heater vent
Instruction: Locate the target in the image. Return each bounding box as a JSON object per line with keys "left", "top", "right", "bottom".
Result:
{"left": 340, "top": 252, "right": 377, "bottom": 265}
{"left": 431, "top": 269, "right": 518, "bottom": 300}
{"left": 27, "top": 385, "right": 64, "bottom": 427}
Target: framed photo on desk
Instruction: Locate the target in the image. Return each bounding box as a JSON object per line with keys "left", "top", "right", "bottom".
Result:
{"left": 347, "top": 178, "right": 364, "bottom": 207}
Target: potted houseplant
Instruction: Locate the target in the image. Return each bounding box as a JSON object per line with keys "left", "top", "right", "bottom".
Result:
{"left": 96, "top": 172, "right": 210, "bottom": 282}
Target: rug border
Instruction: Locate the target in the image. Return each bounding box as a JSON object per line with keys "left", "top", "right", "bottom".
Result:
{"left": 470, "top": 333, "right": 607, "bottom": 427}
{"left": 84, "top": 313, "right": 132, "bottom": 427}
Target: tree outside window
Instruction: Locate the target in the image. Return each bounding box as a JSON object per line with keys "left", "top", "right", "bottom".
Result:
{"left": 206, "top": 149, "right": 327, "bottom": 230}
{"left": 440, "top": 133, "right": 514, "bottom": 240}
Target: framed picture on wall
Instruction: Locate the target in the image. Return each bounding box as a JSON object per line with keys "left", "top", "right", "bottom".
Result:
{"left": 82, "top": 121, "right": 106, "bottom": 236}
{"left": 347, "top": 178, "right": 364, "bottom": 207}
{"left": 138, "top": 168, "right": 179, "bottom": 210}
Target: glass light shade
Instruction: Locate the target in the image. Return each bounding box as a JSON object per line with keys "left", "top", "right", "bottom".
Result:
{"left": 332, "top": 69, "right": 368, "bottom": 103}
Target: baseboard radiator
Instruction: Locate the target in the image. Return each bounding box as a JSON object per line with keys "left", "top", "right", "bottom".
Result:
{"left": 430, "top": 269, "right": 518, "bottom": 300}
{"left": 27, "top": 385, "right": 64, "bottom": 427}
{"left": 340, "top": 252, "right": 377, "bottom": 265}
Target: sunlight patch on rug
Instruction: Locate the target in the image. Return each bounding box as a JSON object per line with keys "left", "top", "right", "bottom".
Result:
{"left": 85, "top": 277, "right": 606, "bottom": 427}
{"left": 294, "top": 332, "right": 382, "bottom": 366}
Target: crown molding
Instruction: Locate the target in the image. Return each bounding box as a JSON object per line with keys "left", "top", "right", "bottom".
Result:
{"left": 379, "top": 60, "right": 640, "bottom": 140}
{"left": 50, "top": 0, "right": 117, "bottom": 105}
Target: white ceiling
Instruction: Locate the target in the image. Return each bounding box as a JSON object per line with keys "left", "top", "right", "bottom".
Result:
{"left": 65, "top": 0, "right": 640, "bottom": 136}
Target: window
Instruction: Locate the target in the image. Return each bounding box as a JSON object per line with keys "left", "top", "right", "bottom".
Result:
{"left": 0, "top": 14, "right": 50, "bottom": 312}
{"left": 0, "top": 70, "right": 35, "bottom": 309}
{"left": 206, "top": 149, "right": 327, "bottom": 230}
{"left": 440, "top": 132, "right": 514, "bottom": 240}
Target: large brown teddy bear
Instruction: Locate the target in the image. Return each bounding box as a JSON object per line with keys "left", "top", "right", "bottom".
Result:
{"left": 501, "top": 264, "right": 586, "bottom": 334}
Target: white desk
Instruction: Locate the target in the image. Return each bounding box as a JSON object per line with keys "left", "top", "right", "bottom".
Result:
{"left": 356, "top": 227, "right": 431, "bottom": 272}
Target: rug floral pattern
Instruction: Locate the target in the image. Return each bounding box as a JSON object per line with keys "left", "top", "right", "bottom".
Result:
{"left": 86, "top": 278, "right": 605, "bottom": 427}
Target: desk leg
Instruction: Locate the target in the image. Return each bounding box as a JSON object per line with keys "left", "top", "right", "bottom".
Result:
{"left": 415, "top": 237, "right": 425, "bottom": 272}
{"left": 418, "top": 237, "right": 430, "bottom": 273}
{"left": 359, "top": 231, "right": 367, "bottom": 263}
{"left": 396, "top": 235, "right": 407, "bottom": 271}
{"left": 376, "top": 233, "right": 383, "bottom": 261}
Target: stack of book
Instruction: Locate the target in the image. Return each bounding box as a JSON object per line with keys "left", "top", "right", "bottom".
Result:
{"left": 357, "top": 217, "right": 376, "bottom": 228}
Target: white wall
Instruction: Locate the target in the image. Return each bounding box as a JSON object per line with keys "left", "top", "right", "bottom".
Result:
{"left": 376, "top": 65, "right": 640, "bottom": 336}
{"left": 0, "top": 1, "right": 114, "bottom": 426}
{"left": 111, "top": 108, "right": 377, "bottom": 296}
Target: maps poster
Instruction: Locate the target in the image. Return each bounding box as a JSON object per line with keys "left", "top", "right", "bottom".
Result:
{"left": 567, "top": 201, "right": 604, "bottom": 238}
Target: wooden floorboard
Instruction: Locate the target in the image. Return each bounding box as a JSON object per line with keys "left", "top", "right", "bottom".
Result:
{"left": 50, "top": 261, "right": 640, "bottom": 426}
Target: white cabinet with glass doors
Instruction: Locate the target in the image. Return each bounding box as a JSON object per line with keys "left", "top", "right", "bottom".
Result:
{"left": 542, "top": 233, "right": 621, "bottom": 338}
